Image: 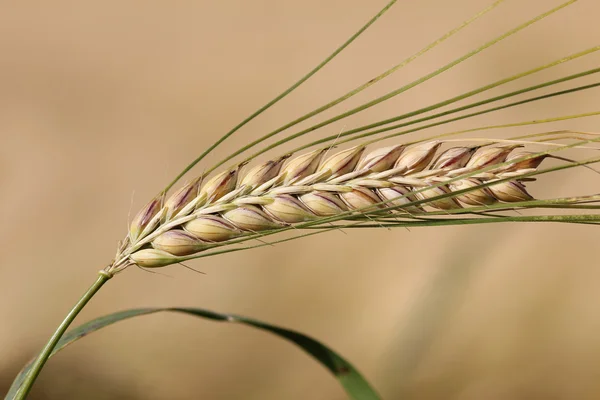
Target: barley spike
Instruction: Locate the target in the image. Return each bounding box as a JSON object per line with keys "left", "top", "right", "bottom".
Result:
{"left": 115, "top": 141, "right": 547, "bottom": 270}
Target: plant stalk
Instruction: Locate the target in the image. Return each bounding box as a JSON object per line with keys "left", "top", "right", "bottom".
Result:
{"left": 14, "top": 271, "right": 112, "bottom": 399}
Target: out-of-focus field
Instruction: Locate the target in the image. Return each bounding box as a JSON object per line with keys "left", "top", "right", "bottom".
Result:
{"left": 1, "top": 1, "right": 600, "bottom": 399}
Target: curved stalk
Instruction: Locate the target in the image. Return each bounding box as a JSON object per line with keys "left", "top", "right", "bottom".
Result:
{"left": 13, "top": 271, "right": 112, "bottom": 400}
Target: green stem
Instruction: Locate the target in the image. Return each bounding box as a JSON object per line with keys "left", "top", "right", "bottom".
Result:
{"left": 14, "top": 271, "right": 112, "bottom": 399}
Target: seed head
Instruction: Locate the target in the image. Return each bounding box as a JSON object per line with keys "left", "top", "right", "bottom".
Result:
{"left": 415, "top": 184, "right": 460, "bottom": 210}
{"left": 130, "top": 248, "right": 180, "bottom": 268}
{"left": 282, "top": 149, "right": 326, "bottom": 184}
{"left": 117, "top": 140, "right": 550, "bottom": 273}
{"left": 152, "top": 230, "right": 209, "bottom": 256}
{"left": 239, "top": 156, "right": 289, "bottom": 189}
{"left": 319, "top": 146, "right": 365, "bottom": 177}
{"left": 432, "top": 147, "right": 474, "bottom": 169}
{"left": 466, "top": 145, "right": 518, "bottom": 169}
{"left": 357, "top": 145, "right": 405, "bottom": 172}
{"left": 502, "top": 152, "right": 547, "bottom": 172}
{"left": 164, "top": 178, "right": 201, "bottom": 220}
{"left": 394, "top": 141, "right": 441, "bottom": 174}
{"left": 184, "top": 215, "right": 241, "bottom": 242}
{"left": 199, "top": 167, "right": 240, "bottom": 204}
{"left": 223, "top": 205, "right": 284, "bottom": 231}
{"left": 449, "top": 178, "right": 496, "bottom": 206}
{"left": 339, "top": 186, "right": 382, "bottom": 211}
{"left": 129, "top": 194, "right": 164, "bottom": 242}
{"left": 377, "top": 186, "right": 422, "bottom": 213}
{"left": 489, "top": 180, "right": 533, "bottom": 202}
{"left": 263, "top": 194, "right": 315, "bottom": 223}
{"left": 300, "top": 191, "right": 348, "bottom": 216}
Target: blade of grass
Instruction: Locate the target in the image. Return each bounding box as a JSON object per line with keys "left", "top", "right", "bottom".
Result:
{"left": 6, "top": 307, "right": 380, "bottom": 400}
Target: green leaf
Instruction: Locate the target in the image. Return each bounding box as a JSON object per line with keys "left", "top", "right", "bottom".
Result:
{"left": 6, "top": 308, "right": 380, "bottom": 400}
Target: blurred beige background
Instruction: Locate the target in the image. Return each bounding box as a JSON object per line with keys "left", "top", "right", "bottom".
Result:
{"left": 1, "top": 0, "right": 600, "bottom": 399}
